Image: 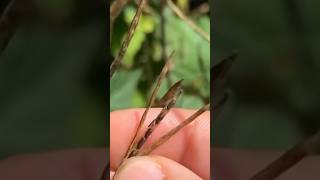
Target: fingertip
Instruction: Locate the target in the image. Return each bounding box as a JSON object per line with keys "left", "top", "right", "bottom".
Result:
{"left": 114, "top": 156, "right": 165, "bottom": 180}
{"left": 114, "top": 156, "right": 202, "bottom": 180}
{"left": 150, "top": 156, "right": 203, "bottom": 180}
{"left": 110, "top": 171, "right": 115, "bottom": 179}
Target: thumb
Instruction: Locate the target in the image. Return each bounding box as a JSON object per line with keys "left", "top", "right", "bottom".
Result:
{"left": 111, "top": 156, "right": 203, "bottom": 180}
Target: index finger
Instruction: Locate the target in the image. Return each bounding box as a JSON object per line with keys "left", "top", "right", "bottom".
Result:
{"left": 110, "top": 108, "right": 210, "bottom": 180}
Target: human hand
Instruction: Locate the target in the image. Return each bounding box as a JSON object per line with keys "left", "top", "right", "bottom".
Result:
{"left": 0, "top": 148, "right": 106, "bottom": 180}
{"left": 0, "top": 108, "right": 319, "bottom": 180}
{"left": 110, "top": 108, "right": 210, "bottom": 180}
{"left": 0, "top": 108, "right": 210, "bottom": 180}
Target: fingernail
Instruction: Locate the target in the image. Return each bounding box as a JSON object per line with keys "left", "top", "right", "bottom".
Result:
{"left": 117, "top": 157, "right": 165, "bottom": 180}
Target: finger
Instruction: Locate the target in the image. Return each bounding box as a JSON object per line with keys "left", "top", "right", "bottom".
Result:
{"left": 114, "top": 155, "right": 202, "bottom": 180}
{"left": 110, "top": 171, "right": 115, "bottom": 179}
{"left": 110, "top": 108, "right": 210, "bottom": 179}
{"left": 0, "top": 149, "right": 106, "bottom": 180}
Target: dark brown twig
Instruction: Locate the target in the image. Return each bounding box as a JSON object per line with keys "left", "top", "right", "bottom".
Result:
{"left": 250, "top": 130, "right": 320, "bottom": 180}
{"left": 0, "top": 0, "right": 16, "bottom": 53}
{"left": 212, "top": 53, "right": 236, "bottom": 107}
{"left": 100, "top": 161, "right": 109, "bottom": 180}
{"left": 156, "top": 79, "right": 183, "bottom": 107}
{"left": 129, "top": 80, "right": 183, "bottom": 157}
{"left": 110, "top": 0, "right": 131, "bottom": 39}
{"left": 139, "top": 103, "right": 210, "bottom": 155}
{"left": 212, "top": 53, "right": 237, "bottom": 84}
{"left": 110, "top": 0, "right": 131, "bottom": 23}
{"left": 0, "top": 0, "right": 14, "bottom": 23}
{"left": 123, "top": 51, "right": 174, "bottom": 159}
{"left": 112, "top": 52, "right": 175, "bottom": 180}
{"left": 110, "top": 0, "right": 147, "bottom": 78}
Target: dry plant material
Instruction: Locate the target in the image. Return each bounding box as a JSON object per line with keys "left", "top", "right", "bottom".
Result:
{"left": 167, "top": 0, "right": 210, "bottom": 42}
{"left": 110, "top": 0, "right": 131, "bottom": 23}
{"left": 0, "top": 0, "right": 14, "bottom": 53}
{"left": 212, "top": 53, "right": 237, "bottom": 85}
{"left": 120, "top": 51, "right": 175, "bottom": 163}
{"left": 249, "top": 130, "right": 320, "bottom": 180}
{"left": 110, "top": 0, "right": 147, "bottom": 78}
{"left": 210, "top": 53, "right": 320, "bottom": 179}
{"left": 0, "top": 0, "right": 15, "bottom": 23}
{"left": 129, "top": 79, "right": 183, "bottom": 157}
{"left": 100, "top": 161, "right": 108, "bottom": 180}
{"left": 139, "top": 103, "right": 210, "bottom": 155}
{"left": 155, "top": 79, "right": 183, "bottom": 107}
{"left": 110, "top": 52, "right": 175, "bottom": 180}
{"left": 111, "top": 53, "right": 209, "bottom": 180}
{"left": 212, "top": 53, "right": 236, "bottom": 107}
{"left": 108, "top": 2, "right": 211, "bottom": 179}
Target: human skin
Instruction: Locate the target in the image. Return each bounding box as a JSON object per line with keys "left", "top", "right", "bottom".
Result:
{"left": 0, "top": 109, "right": 319, "bottom": 179}
{"left": 110, "top": 108, "right": 210, "bottom": 180}
{"left": 0, "top": 108, "right": 210, "bottom": 180}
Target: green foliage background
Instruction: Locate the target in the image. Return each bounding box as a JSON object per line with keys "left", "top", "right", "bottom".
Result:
{"left": 213, "top": 0, "right": 320, "bottom": 151}
{"left": 110, "top": 1, "right": 210, "bottom": 111}
{"left": 0, "top": 0, "right": 106, "bottom": 158}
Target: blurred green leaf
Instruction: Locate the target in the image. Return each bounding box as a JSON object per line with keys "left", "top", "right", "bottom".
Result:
{"left": 121, "top": 6, "right": 157, "bottom": 67}
{"left": 110, "top": 69, "right": 142, "bottom": 111}
{"left": 111, "top": 4, "right": 210, "bottom": 111}
{"left": 163, "top": 7, "right": 210, "bottom": 98}
{"left": 123, "top": 32, "right": 145, "bottom": 67}
{"left": 176, "top": 95, "right": 204, "bottom": 108}
{"left": 0, "top": 22, "right": 105, "bottom": 157}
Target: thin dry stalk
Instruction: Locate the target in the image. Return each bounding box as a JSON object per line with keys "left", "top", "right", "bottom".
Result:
{"left": 167, "top": 0, "right": 210, "bottom": 42}
{"left": 100, "top": 161, "right": 108, "bottom": 180}
{"left": 120, "top": 52, "right": 175, "bottom": 163}
{"left": 110, "top": 0, "right": 147, "bottom": 78}
{"left": 156, "top": 79, "right": 183, "bottom": 107}
{"left": 0, "top": 0, "right": 15, "bottom": 23}
{"left": 110, "top": 0, "right": 131, "bottom": 23}
{"left": 212, "top": 53, "right": 237, "bottom": 83}
{"left": 0, "top": 0, "right": 16, "bottom": 53}
{"left": 129, "top": 80, "right": 183, "bottom": 157}
{"left": 249, "top": 130, "right": 320, "bottom": 180}
{"left": 111, "top": 0, "right": 147, "bottom": 39}
{"left": 139, "top": 103, "right": 210, "bottom": 155}
{"left": 190, "top": 3, "right": 210, "bottom": 16}
{"left": 112, "top": 52, "right": 175, "bottom": 180}
{"left": 212, "top": 53, "right": 236, "bottom": 107}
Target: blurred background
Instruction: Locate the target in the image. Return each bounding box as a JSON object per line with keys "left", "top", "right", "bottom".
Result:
{"left": 0, "top": 0, "right": 210, "bottom": 160}
{"left": 110, "top": 0, "right": 210, "bottom": 111}
{"left": 213, "top": 0, "right": 320, "bottom": 151}
{"left": 0, "top": 0, "right": 107, "bottom": 159}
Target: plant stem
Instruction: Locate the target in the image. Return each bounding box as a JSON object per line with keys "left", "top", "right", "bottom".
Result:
{"left": 110, "top": 0, "right": 147, "bottom": 78}
{"left": 250, "top": 130, "right": 320, "bottom": 180}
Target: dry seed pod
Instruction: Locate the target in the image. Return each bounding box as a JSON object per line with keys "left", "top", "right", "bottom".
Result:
{"left": 129, "top": 80, "right": 183, "bottom": 157}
